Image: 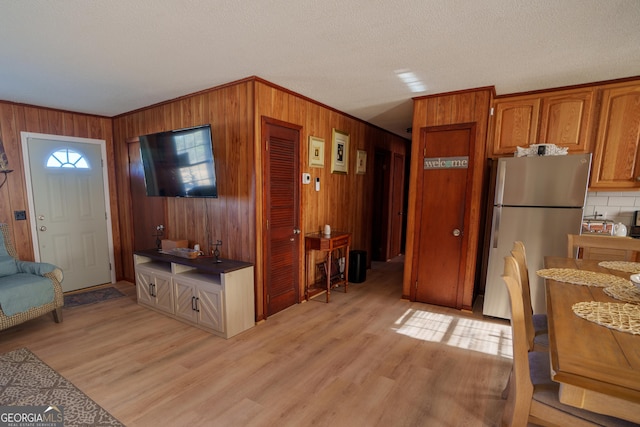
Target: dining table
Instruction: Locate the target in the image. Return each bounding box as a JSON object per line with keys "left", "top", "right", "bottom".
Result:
{"left": 543, "top": 256, "right": 640, "bottom": 423}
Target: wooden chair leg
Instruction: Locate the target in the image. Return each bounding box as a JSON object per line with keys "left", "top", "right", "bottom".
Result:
{"left": 53, "top": 308, "right": 63, "bottom": 323}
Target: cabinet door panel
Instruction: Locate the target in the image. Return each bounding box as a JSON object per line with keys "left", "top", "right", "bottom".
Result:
{"left": 174, "top": 279, "right": 197, "bottom": 322}
{"left": 591, "top": 83, "right": 640, "bottom": 189}
{"left": 492, "top": 98, "right": 540, "bottom": 155}
{"left": 198, "top": 287, "right": 224, "bottom": 333}
{"left": 154, "top": 274, "right": 174, "bottom": 314}
{"left": 135, "top": 269, "right": 154, "bottom": 306}
{"left": 539, "top": 89, "right": 595, "bottom": 152}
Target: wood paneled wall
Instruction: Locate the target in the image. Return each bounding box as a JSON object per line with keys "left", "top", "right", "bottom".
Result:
{"left": 113, "top": 77, "right": 409, "bottom": 321}
{"left": 1, "top": 77, "right": 408, "bottom": 322}
{"left": 112, "top": 80, "right": 256, "bottom": 285}
{"left": 0, "top": 101, "right": 116, "bottom": 262}
{"left": 403, "top": 88, "right": 492, "bottom": 308}
{"left": 253, "top": 81, "right": 408, "bottom": 306}
{"left": 254, "top": 80, "right": 408, "bottom": 252}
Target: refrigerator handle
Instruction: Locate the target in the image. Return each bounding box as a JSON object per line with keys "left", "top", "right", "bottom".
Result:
{"left": 495, "top": 159, "right": 507, "bottom": 206}
{"left": 492, "top": 206, "right": 501, "bottom": 249}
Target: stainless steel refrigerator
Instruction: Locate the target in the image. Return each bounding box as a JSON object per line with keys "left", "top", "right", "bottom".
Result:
{"left": 482, "top": 153, "right": 591, "bottom": 320}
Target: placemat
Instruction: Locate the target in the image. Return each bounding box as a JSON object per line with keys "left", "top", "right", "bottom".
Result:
{"left": 536, "top": 268, "right": 630, "bottom": 287}
{"left": 572, "top": 302, "right": 640, "bottom": 335}
{"left": 598, "top": 261, "right": 640, "bottom": 274}
{"left": 604, "top": 283, "right": 640, "bottom": 304}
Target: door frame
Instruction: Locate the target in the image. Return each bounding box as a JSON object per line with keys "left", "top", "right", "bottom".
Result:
{"left": 20, "top": 132, "right": 116, "bottom": 285}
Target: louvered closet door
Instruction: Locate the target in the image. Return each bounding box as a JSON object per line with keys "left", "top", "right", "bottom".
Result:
{"left": 263, "top": 118, "right": 301, "bottom": 316}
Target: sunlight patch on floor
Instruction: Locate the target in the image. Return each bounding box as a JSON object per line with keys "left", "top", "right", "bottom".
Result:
{"left": 394, "top": 308, "right": 513, "bottom": 358}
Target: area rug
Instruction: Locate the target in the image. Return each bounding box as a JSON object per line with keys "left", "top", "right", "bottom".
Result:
{"left": 0, "top": 348, "right": 123, "bottom": 426}
{"left": 64, "top": 287, "right": 125, "bottom": 308}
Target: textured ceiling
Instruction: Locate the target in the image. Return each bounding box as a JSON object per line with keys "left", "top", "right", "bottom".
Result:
{"left": 0, "top": 0, "right": 639, "bottom": 137}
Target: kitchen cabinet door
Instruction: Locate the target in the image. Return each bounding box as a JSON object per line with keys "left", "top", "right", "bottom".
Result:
{"left": 490, "top": 97, "right": 541, "bottom": 156}
{"left": 490, "top": 88, "right": 596, "bottom": 157}
{"left": 590, "top": 82, "right": 640, "bottom": 190}
{"left": 539, "top": 88, "right": 596, "bottom": 153}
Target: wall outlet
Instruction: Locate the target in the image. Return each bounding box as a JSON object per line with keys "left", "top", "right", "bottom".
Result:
{"left": 14, "top": 210, "right": 27, "bottom": 220}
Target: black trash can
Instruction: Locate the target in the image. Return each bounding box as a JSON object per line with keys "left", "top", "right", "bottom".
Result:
{"left": 349, "top": 250, "right": 367, "bottom": 283}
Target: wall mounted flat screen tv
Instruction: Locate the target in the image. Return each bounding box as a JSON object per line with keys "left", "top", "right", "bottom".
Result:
{"left": 139, "top": 124, "right": 218, "bottom": 198}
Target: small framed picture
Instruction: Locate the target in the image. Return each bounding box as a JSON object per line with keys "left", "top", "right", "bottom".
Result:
{"left": 331, "top": 129, "right": 349, "bottom": 174}
{"left": 308, "top": 136, "right": 325, "bottom": 168}
{"left": 356, "top": 150, "right": 367, "bottom": 174}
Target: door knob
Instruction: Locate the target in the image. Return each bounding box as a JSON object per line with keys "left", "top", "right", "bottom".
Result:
{"left": 452, "top": 228, "right": 461, "bottom": 237}
{"left": 293, "top": 228, "right": 301, "bottom": 234}
{"left": 39, "top": 226, "right": 47, "bottom": 232}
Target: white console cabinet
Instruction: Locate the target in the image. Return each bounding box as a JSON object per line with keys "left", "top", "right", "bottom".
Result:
{"left": 134, "top": 250, "right": 255, "bottom": 339}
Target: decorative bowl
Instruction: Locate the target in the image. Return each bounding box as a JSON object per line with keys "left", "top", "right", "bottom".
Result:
{"left": 631, "top": 274, "right": 640, "bottom": 291}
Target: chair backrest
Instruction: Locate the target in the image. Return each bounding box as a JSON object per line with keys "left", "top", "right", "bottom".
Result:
{"left": 567, "top": 234, "right": 640, "bottom": 261}
{"left": 501, "top": 256, "right": 535, "bottom": 426}
{"left": 511, "top": 241, "right": 535, "bottom": 351}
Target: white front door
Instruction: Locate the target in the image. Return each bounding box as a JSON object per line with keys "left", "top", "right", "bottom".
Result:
{"left": 22, "top": 133, "right": 114, "bottom": 292}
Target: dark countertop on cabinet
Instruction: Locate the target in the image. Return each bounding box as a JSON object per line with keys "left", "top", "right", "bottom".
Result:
{"left": 134, "top": 249, "right": 253, "bottom": 275}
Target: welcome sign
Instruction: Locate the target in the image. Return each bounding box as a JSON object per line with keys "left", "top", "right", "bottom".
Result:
{"left": 423, "top": 156, "right": 469, "bottom": 170}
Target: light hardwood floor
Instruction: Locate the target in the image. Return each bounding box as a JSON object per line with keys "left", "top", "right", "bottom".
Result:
{"left": 0, "top": 259, "right": 512, "bottom": 427}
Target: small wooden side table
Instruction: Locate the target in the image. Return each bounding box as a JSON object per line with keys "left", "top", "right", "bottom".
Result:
{"left": 305, "top": 232, "right": 351, "bottom": 302}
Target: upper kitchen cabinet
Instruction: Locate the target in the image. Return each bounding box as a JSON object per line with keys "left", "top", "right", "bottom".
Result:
{"left": 590, "top": 81, "right": 640, "bottom": 190}
{"left": 489, "top": 88, "right": 596, "bottom": 157}
{"left": 490, "top": 96, "right": 540, "bottom": 156}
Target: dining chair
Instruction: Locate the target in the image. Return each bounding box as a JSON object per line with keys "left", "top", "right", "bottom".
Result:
{"left": 567, "top": 234, "right": 640, "bottom": 261}
{"left": 501, "top": 241, "right": 549, "bottom": 399}
{"left": 511, "top": 241, "right": 548, "bottom": 351}
{"left": 501, "top": 256, "right": 636, "bottom": 427}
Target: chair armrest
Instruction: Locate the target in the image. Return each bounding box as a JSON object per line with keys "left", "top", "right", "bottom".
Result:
{"left": 15, "top": 260, "right": 62, "bottom": 281}
{"left": 49, "top": 267, "right": 64, "bottom": 283}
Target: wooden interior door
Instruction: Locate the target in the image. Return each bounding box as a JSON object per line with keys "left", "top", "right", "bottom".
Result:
{"left": 411, "top": 123, "right": 475, "bottom": 308}
{"left": 389, "top": 153, "right": 405, "bottom": 258}
{"left": 262, "top": 118, "right": 301, "bottom": 316}
{"left": 128, "top": 140, "right": 166, "bottom": 251}
{"left": 371, "top": 150, "right": 391, "bottom": 261}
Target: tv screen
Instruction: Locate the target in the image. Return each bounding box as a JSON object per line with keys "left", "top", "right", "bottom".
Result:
{"left": 139, "top": 125, "right": 218, "bottom": 198}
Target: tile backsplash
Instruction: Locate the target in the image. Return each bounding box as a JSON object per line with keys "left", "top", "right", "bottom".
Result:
{"left": 585, "top": 191, "right": 640, "bottom": 233}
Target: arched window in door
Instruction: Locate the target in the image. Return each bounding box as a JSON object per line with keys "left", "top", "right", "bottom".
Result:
{"left": 46, "top": 148, "right": 90, "bottom": 169}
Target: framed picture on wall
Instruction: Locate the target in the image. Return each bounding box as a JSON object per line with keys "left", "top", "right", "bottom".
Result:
{"left": 308, "top": 136, "right": 325, "bottom": 168}
{"left": 331, "top": 128, "right": 349, "bottom": 174}
{"left": 356, "top": 150, "right": 367, "bottom": 174}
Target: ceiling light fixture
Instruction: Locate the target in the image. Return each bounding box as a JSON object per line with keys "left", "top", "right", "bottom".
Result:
{"left": 395, "top": 70, "right": 426, "bottom": 93}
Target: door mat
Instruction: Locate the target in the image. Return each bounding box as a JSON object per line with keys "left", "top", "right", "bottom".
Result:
{"left": 64, "top": 287, "right": 125, "bottom": 308}
{"left": 0, "top": 347, "right": 123, "bottom": 426}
